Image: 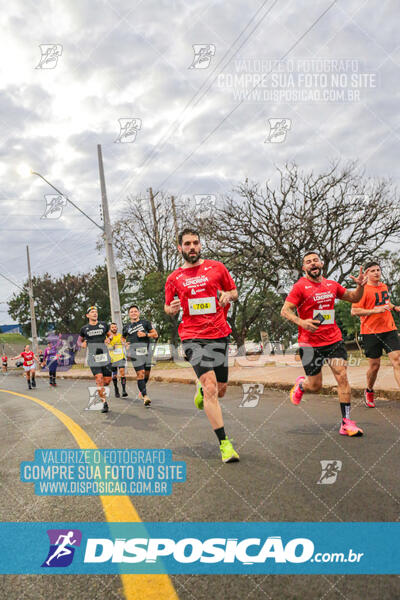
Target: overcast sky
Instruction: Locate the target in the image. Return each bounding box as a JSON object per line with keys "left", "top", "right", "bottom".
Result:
{"left": 0, "top": 0, "right": 398, "bottom": 321}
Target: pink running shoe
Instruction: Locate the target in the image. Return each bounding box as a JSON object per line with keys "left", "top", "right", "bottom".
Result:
{"left": 290, "top": 376, "right": 305, "bottom": 405}
{"left": 364, "top": 389, "right": 375, "bottom": 408}
{"left": 339, "top": 418, "right": 364, "bottom": 437}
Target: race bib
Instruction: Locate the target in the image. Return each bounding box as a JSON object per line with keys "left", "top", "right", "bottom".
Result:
{"left": 136, "top": 347, "right": 148, "bottom": 356}
{"left": 113, "top": 347, "right": 123, "bottom": 355}
{"left": 313, "top": 309, "right": 335, "bottom": 325}
{"left": 94, "top": 353, "right": 108, "bottom": 363}
{"left": 26, "top": 360, "right": 33, "bottom": 366}
{"left": 188, "top": 296, "right": 217, "bottom": 316}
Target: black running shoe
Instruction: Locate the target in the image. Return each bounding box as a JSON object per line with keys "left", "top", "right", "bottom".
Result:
{"left": 122, "top": 391, "right": 128, "bottom": 397}
{"left": 101, "top": 402, "right": 109, "bottom": 413}
{"left": 31, "top": 380, "right": 36, "bottom": 388}
{"left": 115, "top": 390, "right": 120, "bottom": 398}
{"left": 28, "top": 384, "right": 32, "bottom": 390}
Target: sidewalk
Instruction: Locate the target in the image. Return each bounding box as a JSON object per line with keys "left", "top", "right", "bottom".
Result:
{"left": 31, "top": 355, "right": 400, "bottom": 400}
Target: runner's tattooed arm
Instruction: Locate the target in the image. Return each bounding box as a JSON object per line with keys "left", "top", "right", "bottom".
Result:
{"left": 280, "top": 300, "right": 319, "bottom": 332}
{"left": 341, "top": 267, "right": 368, "bottom": 303}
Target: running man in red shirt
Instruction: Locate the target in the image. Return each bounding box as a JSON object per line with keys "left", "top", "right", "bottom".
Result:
{"left": 165, "top": 228, "right": 240, "bottom": 463}
{"left": 351, "top": 261, "right": 400, "bottom": 408}
{"left": 1, "top": 354, "right": 8, "bottom": 374}
{"left": 281, "top": 251, "right": 368, "bottom": 436}
{"left": 12, "top": 344, "right": 39, "bottom": 390}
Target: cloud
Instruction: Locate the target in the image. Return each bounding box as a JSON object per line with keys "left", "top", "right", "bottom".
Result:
{"left": 0, "top": 0, "right": 398, "bottom": 321}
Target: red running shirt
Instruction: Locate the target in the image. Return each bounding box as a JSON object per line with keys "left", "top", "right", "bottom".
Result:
{"left": 20, "top": 351, "right": 35, "bottom": 367}
{"left": 165, "top": 259, "right": 236, "bottom": 340}
{"left": 286, "top": 277, "right": 346, "bottom": 347}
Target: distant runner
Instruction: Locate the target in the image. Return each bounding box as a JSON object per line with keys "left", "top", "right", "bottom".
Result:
{"left": 43, "top": 341, "right": 59, "bottom": 387}
{"left": 122, "top": 306, "right": 158, "bottom": 406}
{"left": 12, "top": 344, "right": 39, "bottom": 390}
{"left": 281, "top": 251, "right": 368, "bottom": 437}
{"left": 351, "top": 260, "right": 400, "bottom": 407}
{"left": 1, "top": 353, "right": 7, "bottom": 374}
{"left": 165, "top": 228, "right": 240, "bottom": 463}
{"left": 109, "top": 322, "right": 128, "bottom": 398}
{"left": 78, "top": 306, "right": 112, "bottom": 413}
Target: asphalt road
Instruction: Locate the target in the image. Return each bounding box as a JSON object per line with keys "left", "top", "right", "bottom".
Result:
{"left": 0, "top": 373, "right": 399, "bottom": 599}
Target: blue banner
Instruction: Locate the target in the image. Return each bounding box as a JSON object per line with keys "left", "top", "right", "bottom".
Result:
{"left": 0, "top": 522, "right": 398, "bottom": 574}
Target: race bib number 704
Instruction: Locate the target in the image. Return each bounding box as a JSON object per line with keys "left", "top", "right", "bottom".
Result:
{"left": 188, "top": 297, "right": 217, "bottom": 316}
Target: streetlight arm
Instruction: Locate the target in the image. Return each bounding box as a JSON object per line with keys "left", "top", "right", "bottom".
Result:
{"left": 31, "top": 171, "right": 104, "bottom": 231}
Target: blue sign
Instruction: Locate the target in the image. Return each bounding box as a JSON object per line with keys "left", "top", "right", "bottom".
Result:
{"left": 0, "top": 522, "right": 398, "bottom": 574}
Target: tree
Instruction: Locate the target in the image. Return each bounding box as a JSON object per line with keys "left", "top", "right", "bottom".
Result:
{"left": 8, "top": 266, "right": 127, "bottom": 335}
{"left": 111, "top": 191, "right": 185, "bottom": 343}
{"left": 194, "top": 161, "right": 400, "bottom": 345}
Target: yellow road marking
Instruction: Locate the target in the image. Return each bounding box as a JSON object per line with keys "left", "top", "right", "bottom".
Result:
{"left": 1, "top": 389, "right": 179, "bottom": 600}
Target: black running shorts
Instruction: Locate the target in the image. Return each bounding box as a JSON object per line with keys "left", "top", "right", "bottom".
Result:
{"left": 362, "top": 330, "right": 400, "bottom": 359}
{"left": 299, "top": 340, "right": 348, "bottom": 377}
{"left": 90, "top": 364, "right": 112, "bottom": 377}
{"left": 182, "top": 337, "right": 230, "bottom": 383}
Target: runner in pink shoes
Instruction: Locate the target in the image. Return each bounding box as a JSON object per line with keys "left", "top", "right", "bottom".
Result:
{"left": 281, "top": 251, "right": 368, "bottom": 437}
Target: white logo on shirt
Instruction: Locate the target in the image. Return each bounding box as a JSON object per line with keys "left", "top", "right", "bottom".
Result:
{"left": 204, "top": 266, "right": 212, "bottom": 271}
{"left": 305, "top": 285, "right": 312, "bottom": 289}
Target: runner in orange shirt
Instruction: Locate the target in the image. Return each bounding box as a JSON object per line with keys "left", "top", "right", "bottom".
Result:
{"left": 351, "top": 261, "right": 400, "bottom": 408}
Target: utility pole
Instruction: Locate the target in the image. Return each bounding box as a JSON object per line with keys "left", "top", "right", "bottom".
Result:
{"left": 26, "top": 246, "right": 38, "bottom": 355}
{"left": 97, "top": 144, "right": 122, "bottom": 331}
{"left": 171, "top": 195, "right": 179, "bottom": 247}
{"left": 148, "top": 187, "right": 163, "bottom": 271}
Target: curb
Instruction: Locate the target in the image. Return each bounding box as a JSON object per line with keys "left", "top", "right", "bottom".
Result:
{"left": 11, "top": 371, "right": 400, "bottom": 401}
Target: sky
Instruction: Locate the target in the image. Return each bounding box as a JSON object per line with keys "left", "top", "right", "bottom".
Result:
{"left": 0, "top": 0, "right": 398, "bottom": 321}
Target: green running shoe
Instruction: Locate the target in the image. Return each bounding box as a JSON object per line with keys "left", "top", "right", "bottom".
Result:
{"left": 194, "top": 379, "right": 204, "bottom": 410}
{"left": 220, "top": 437, "right": 240, "bottom": 463}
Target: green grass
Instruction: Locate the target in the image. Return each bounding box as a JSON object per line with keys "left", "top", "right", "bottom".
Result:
{"left": 0, "top": 333, "right": 31, "bottom": 345}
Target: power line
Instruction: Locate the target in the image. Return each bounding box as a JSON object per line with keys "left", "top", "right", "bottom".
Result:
{"left": 0, "top": 272, "right": 24, "bottom": 292}
{"left": 130, "top": 0, "right": 279, "bottom": 185}
{"left": 157, "top": 0, "right": 338, "bottom": 190}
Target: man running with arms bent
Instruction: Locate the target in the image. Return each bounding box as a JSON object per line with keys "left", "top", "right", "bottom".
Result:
{"left": 109, "top": 322, "right": 128, "bottom": 398}
{"left": 165, "top": 228, "right": 240, "bottom": 463}
{"left": 78, "top": 306, "right": 112, "bottom": 413}
{"left": 351, "top": 261, "right": 400, "bottom": 407}
{"left": 281, "top": 251, "right": 368, "bottom": 436}
{"left": 122, "top": 306, "right": 158, "bottom": 406}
